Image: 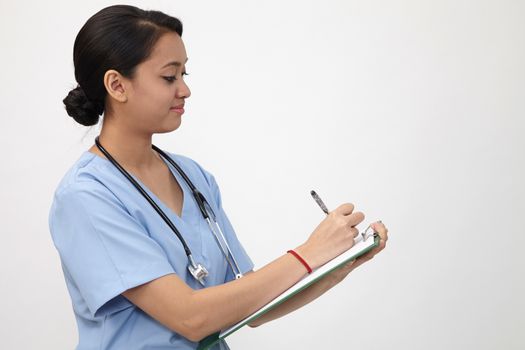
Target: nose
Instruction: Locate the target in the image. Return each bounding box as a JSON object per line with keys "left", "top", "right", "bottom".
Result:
{"left": 176, "top": 79, "right": 191, "bottom": 99}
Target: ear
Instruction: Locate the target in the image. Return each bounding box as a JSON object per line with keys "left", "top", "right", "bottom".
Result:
{"left": 103, "top": 69, "right": 128, "bottom": 103}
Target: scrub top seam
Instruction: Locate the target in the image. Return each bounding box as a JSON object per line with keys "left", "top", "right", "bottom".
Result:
{"left": 55, "top": 177, "right": 137, "bottom": 221}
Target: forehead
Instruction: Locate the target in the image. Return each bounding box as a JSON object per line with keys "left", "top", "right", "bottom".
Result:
{"left": 144, "top": 32, "right": 187, "bottom": 69}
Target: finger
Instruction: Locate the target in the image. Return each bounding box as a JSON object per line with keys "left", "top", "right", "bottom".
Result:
{"left": 339, "top": 259, "right": 359, "bottom": 276}
{"left": 333, "top": 203, "right": 355, "bottom": 216}
{"left": 371, "top": 239, "right": 386, "bottom": 253}
{"left": 346, "top": 211, "right": 365, "bottom": 227}
{"left": 361, "top": 236, "right": 386, "bottom": 258}
{"left": 371, "top": 221, "right": 388, "bottom": 243}
{"left": 350, "top": 226, "right": 359, "bottom": 239}
{"left": 342, "top": 259, "right": 357, "bottom": 271}
{"left": 351, "top": 253, "right": 373, "bottom": 269}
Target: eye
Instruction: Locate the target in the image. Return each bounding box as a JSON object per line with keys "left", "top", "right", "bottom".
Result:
{"left": 163, "top": 72, "right": 190, "bottom": 83}
{"left": 163, "top": 76, "right": 176, "bottom": 83}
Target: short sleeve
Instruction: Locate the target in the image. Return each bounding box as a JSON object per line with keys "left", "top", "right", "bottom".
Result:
{"left": 206, "top": 173, "right": 255, "bottom": 282}
{"left": 48, "top": 181, "right": 175, "bottom": 318}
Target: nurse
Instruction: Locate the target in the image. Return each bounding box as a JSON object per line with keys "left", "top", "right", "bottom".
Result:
{"left": 49, "top": 4, "right": 389, "bottom": 350}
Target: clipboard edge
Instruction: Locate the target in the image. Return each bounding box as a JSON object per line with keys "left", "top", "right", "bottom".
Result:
{"left": 217, "top": 235, "right": 381, "bottom": 340}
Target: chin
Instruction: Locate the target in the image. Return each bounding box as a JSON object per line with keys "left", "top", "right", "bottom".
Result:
{"left": 156, "top": 118, "right": 182, "bottom": 134}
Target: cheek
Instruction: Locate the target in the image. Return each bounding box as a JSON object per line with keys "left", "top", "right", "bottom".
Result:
{"left": 135, "top": 80, "right": 174, "bottom": 111}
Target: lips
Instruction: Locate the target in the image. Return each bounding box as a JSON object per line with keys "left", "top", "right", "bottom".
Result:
{"left": 170, "top": 104, "right": 185, "bottom": 114}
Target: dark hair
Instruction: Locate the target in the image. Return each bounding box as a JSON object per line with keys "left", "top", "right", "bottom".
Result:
{"left": 63, "top": 5, "right": 183, "bottom": 126}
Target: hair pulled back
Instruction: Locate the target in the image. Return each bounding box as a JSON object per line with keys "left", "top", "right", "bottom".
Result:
{"left": 63, "top": 5, "right": 183, "bottom": 126}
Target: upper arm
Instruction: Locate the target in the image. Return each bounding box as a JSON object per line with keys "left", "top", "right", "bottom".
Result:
{"left": 121, "top": 273, "right": 201, "bottom": 341}
{"left": 49, "top": 182, "right": 176, "bottom": 318}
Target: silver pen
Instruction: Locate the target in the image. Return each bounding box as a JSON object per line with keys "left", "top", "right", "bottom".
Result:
{"left": 310, "top": 190, "right": 329, "bottom": 215}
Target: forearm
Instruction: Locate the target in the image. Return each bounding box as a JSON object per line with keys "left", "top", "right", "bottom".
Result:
{"left": 246, "top": 221, "right": 390, "bottom": 328}
{"left": 190, "top": 247, "right": 314, "bottom": 339}
{"left": 247, "top": 271, "right": 337, "bottom": 328}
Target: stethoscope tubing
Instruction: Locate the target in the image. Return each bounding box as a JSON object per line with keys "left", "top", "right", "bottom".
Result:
{"left": 95, "top": 137, "right": 193, "bottom": 257}
{"left": 204, "top": 216, "right": 243, "bottom": 279}
{"left": 94, "top": 136, "right": 243, "bottom": 280}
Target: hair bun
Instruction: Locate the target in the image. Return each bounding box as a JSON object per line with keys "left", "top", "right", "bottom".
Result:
{"left": 63, "top": 85, "right": 103, "bottom": 126}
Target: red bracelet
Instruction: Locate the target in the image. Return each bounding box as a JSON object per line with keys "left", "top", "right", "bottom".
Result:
{"left": 287, "top": 249, "right": 312, "bottom": 274}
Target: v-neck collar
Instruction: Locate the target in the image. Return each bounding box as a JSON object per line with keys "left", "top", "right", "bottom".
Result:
{"left": 85, "top": 150, "right": 190, "bottom": 222}
{"left": 156, "top": 155, "right": 188, "bottom": 221}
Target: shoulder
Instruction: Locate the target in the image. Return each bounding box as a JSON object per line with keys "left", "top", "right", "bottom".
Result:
{"left": 48, "top": 156, "right": 136, "bottom": 247}
{"left": 49, "top": 152, "right": 129, "bottom": 226}
{"left": 49, "top": 150, "right": 219, "bottom": 211}
{"left": 52, "top": 151, "right": 114, "bottom": 196}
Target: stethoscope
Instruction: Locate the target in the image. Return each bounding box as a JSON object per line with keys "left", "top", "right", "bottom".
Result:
{"left": 95, "top": 136, "right": 244, "bottom": 286}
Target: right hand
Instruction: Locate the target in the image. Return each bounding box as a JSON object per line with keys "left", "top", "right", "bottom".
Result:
{"left": 296, "top": 203, "right": 364, "bottom": 269}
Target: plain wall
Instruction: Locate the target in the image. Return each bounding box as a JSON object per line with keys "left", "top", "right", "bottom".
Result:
{"left": 1, "top": 0, "right": 523, "bottom": 349}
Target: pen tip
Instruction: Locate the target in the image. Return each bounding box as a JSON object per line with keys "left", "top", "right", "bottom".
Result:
{"left": 310, "top": 190, "right": 316, "bottom": 196}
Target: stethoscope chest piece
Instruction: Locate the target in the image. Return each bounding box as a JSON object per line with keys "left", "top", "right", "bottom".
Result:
{"left": 188, "top": 254, "right": 209, "bottom": 286}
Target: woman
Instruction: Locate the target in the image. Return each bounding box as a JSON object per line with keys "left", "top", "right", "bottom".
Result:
{"left": 49, "top": 4, "right": 389, "bottom": 349}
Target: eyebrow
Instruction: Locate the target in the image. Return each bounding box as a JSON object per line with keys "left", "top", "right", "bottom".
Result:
{"left": 162, "top": 57, "right": 189, "bottom": 68}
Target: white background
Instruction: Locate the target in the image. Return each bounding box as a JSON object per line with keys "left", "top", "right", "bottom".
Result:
{"left": 1, "top": 0, "right": 524, "bottom": 349}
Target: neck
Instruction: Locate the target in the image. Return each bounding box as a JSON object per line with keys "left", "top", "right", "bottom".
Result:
{"left": 93, "top": 119, "right": 161, "bottom": 171}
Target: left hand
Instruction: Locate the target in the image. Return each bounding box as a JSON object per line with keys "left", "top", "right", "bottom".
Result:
{"left": 325, "top": 220, "right": 389, "bottom": 286}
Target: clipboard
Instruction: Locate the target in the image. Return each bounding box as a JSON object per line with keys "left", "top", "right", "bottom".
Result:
{"left": 197, "top": 233, "right": 380, "bottom": 350}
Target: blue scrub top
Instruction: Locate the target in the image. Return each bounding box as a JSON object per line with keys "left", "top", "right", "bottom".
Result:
{"left": 48, "top": 150, "right": 254, "bottom": 350}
